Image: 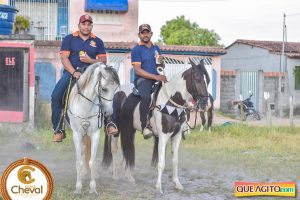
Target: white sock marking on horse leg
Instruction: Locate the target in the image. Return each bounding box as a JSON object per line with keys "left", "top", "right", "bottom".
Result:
{"left": 73, "top": 133, "right": 83, "bottom": 194}
{"left": 89, "top": 132, "right": 100, "bottom": 195}
{"left": 200, "top": 125, "right": 204, "bottom": 132}
{"left": 171, "top": 134, "right": 183, "bottom": 190}
{"left": 156, "top": 134, "right": 168, "bottom": 194}
{"left": 125, "top": 166, "right": 135, "bottom": 183}
{"left": 111, "top": 136, "right": 119, "bottom": 180}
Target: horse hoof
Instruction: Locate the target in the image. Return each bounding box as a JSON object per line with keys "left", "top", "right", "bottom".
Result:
{"left": 89, "top": 190, "right": 99, "bottom": 197}
{"left": 112, "top": 174, "right": 119, "bottom": 180}
{"left": 73, "top": 190, "right": 82, "bottom": 198}
{"left": 175, "top": 184, "right": 184, "bottom": 191}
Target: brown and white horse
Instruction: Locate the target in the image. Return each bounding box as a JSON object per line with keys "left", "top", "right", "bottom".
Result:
{"left": 103, "top": 59, "right": 209, "bottom": 194}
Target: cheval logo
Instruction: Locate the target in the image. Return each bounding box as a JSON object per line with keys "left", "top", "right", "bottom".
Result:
{"left": 0, "top": 157, "right": 53, "bottom": 200}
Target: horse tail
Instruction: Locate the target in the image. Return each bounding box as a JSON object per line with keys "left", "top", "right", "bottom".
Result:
{"left": 83, "top": 135, "right": 91, "bottom": 171}
{"left": 102, "top": 91, "right": 127, "bottom": 169}
{"left": 120, "top": 94, "right": 139, "bottom": 169}
{"left": 151, "top": 136, "right": 159, "bottom": 167}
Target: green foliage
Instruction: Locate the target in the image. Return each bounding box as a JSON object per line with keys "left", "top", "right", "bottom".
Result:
{"left": 160, "top": 15, "right": 221, "bottom": 46}
{"left": 14, "top": 15, "right": 30, "bottom": 34}
{"left": 293, "top": 66, "right": 300, "bottom": 82}
{"left": 294, "top": 66, "right": 300, "bottom": 90}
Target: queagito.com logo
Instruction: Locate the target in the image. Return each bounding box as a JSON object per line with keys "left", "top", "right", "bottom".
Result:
{"left": 235, "top": 181, "right": 296, "bottom": 197}
{"left": 0, "top": 157, "right": 53, "bottom": 200}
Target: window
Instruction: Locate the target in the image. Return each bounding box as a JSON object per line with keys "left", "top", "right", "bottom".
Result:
{"left": 294, "top": 66, "right": 300, "bottom": 90}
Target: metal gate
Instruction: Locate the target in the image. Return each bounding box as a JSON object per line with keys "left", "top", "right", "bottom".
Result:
{"left": 240, "top": 71, "right": 259, "bottom": 109}
{"left": 108, "top": 55, "right": 125, "bottom": 85}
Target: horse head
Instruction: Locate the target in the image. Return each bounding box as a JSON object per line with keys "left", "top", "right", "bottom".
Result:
{"left": 94, "top": 63, "right": 120, "bottom": 117}
{"left": 186, "top": 58, "right": 209, "bottom": 110}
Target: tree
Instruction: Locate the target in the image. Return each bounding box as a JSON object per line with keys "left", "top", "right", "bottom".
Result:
{"left": 14, "top": 15, "right": 30, "bottom": 34}
{"left": 160, "top": 15, "right": 221, "bottom": 46}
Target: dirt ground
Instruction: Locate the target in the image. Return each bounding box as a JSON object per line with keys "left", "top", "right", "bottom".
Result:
{"left": 0, "top": 114, "right": 299, "bottom": 200}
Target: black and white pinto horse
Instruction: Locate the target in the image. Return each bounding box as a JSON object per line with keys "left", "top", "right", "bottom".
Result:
{"left": 68, "top": 62, "right": 119, "bottom": 195}
{"left": 102, "top": 59, "right": 209, "bottom": 194}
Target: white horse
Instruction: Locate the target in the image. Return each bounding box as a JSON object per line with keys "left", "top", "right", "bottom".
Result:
{"left": 103, "top": 59, "right": 209, "bottom": 194}
{"left": 67, "top": 62, "right": 119, "bottom": 195}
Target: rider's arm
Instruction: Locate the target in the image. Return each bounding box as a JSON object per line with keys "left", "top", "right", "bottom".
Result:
{"left": 60, "top": 53, "right": 76, "bottom": 75}
{"left": 132, "top": 63, "right": 165, "bottom": 81}
{"left": 79, "top": 38, "right": 107, "bottom": 64}
{"left": 60, "top": 35, "right": 77, "bottom": 76}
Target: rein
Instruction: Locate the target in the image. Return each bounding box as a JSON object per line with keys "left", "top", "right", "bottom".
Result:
{"left": 156, "top": 66, "right": 203, "bottom": 130}
{"left": 69, "top": 74, "right": 114, "bottom": 128}
{"left": 157, "top": 67, "right": 191, "bottom": 109}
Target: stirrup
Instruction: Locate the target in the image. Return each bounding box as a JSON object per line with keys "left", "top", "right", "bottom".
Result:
{"left": 106, "top": 122, "right": 118, "bottom": 135}
{"left": 142, "top": 125, "right": 153, "bottom": 139}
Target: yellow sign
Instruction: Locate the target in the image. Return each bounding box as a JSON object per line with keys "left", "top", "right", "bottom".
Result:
{"left": 0, "top": 157, "right": 54, "bottom": 200}
{"left": 235, "top": 181, "right": 296, "bottom": 197}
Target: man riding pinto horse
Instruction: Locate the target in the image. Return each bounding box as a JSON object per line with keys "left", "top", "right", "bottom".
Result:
{"left": 131, "top": 24, "right": 167, "bottom": 139}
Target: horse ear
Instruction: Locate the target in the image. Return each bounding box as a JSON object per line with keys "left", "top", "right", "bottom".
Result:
{"left": 200, "top": 60, "right": 211, "bottom": 85}
{"left": 189, "top": 57, "right": 196, "bottom": 66}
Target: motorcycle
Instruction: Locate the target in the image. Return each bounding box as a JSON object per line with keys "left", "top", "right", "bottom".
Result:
{"left": 232, "top": 92, "right": 261, "bottom": 121}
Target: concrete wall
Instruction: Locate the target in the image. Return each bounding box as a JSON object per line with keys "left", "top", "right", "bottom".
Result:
{"left": 220, "top": 73, "right": 236, "bottom": 113}
{"left": 69, "top": 0, "right": 138, "bottom": 42}
{"left": 222, "top": 43, "right": 281, "bottom": 72}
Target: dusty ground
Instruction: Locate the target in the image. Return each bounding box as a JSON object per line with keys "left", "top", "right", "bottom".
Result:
{"left": 0, "top": 114, "right": 299, "bottom": 200}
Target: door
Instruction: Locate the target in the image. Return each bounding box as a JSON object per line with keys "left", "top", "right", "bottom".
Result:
{"left": 0, "top": 48, "right": 24, "bottom": 112}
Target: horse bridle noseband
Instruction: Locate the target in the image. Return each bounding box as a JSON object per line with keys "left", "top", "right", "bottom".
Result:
{"left": 69, "top": 75, "right": 116, "bottom": 128}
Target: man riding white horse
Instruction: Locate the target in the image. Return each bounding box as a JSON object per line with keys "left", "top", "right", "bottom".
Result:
{"left": 51, "top": 14, "right": 117, "bottom": 142}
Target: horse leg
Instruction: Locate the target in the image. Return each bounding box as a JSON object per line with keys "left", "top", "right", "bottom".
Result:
{"left": 199, "top": 111, "right": 206, "bottom": 132}
{"left": 207, "top": 108, "right": 213, "bottom": 133}
{"left": 73, "top": 132, "right": 84, "bottom": 195}
{"left": 171, "top": 133, "right": 183, "bottom": 190}
{"left": 89, "top": 131, "right": 100, "bottom": 195}
{"left": 155, "top": 134, "right": 169, "bottom": 194}
{"left": 111, "top": 135, "right": 119, "bottom": 180}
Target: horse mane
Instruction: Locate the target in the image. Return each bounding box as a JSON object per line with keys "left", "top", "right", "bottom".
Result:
{"left": 77, "top": 63, "right": 120, "bottom": 91}
{"left": 77, "top": 63, "right": 99, "bottom": 91}
{"left": 104, "top": 65, "right": 120, "bottom": 86}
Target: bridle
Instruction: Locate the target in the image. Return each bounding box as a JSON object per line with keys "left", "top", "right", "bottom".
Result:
{"left": 68, "top": 74, "right": 117, "bottom": 128}
{"left": 156, "top": 66, "right": 209, "bottom": 129}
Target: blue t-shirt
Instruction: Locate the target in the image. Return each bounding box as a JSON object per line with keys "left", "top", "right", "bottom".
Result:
{"left": 60, "top": 31, "right": 106, "bottom": 69}
{"left": 131, "top": 42, "right": 161, "bottom": 80}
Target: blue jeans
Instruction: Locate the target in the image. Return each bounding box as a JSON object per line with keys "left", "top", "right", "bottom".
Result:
{"left": 134, "top": 78, "right": 156, "bottom": 129}
{"left": 51, "top": 71, "right": 72, "bottom": 131}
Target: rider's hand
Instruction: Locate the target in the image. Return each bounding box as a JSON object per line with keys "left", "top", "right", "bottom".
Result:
{"left": 156, "top": 75, "right": 167, "bottom": 82}
{"left": 79, "top": 54, "right": 93, "bottom": 64}
{"left": 72, "top": 71, "right": 81, "bottom": 79}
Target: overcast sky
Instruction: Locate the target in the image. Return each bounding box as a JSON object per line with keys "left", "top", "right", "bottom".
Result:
{"left": 139, "top": 0, "right": 300, "bottom": 46}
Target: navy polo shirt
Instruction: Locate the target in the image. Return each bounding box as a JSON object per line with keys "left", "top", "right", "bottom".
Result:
{"left": 131, "top": 42, "right": 161, "bottom": 80}
{"left": 60, "top": 31, "right": 106, "bottom": 69}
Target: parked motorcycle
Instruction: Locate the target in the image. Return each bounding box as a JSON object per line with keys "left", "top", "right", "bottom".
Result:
{"left": 232, "top": 92, "right": 261, "bottom": 121}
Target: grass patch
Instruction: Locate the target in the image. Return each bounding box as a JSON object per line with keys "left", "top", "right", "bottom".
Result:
{"left": 183, "top": 124, "right": 300, "bottom": 158}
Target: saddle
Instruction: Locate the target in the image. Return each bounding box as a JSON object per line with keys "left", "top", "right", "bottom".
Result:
{"left": 132, "top": 81, "right": 162, "bottom": 111}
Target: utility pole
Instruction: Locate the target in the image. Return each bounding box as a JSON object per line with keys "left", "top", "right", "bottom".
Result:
{"left": 279, "top": 13, "right": 286, "bottom": 93}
